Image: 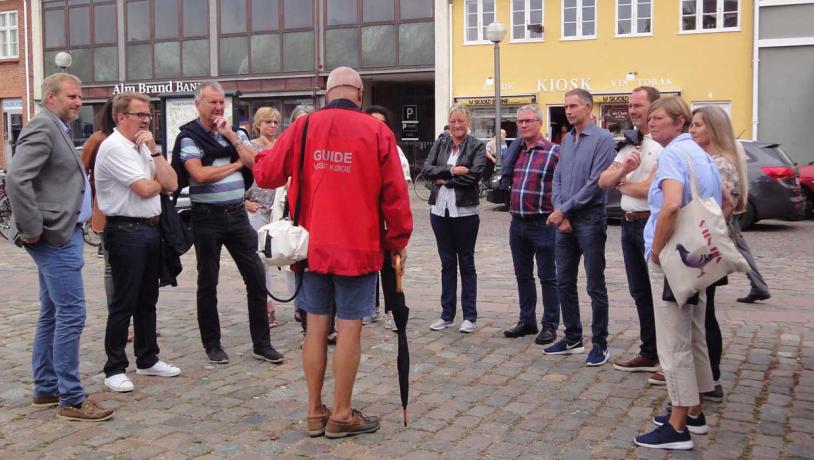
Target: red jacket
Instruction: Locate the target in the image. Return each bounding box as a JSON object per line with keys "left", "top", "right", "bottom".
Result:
{"left": 253, "top": 100, "right": 413, "bottom": 276}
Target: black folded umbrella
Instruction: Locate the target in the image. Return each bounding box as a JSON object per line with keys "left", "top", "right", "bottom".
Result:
{"left": 381, "top": 252, "right": 410, "bottom": 427}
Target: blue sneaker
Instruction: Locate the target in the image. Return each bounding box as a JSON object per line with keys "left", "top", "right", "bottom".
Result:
{"left": 654, "top": 413, "right": 708, "bottom": 435}
{"left": 585, "top": 345, "right": 609, "bottom": 366}
{"left": 634, "top": 422, "right": 693, "bottom": 450}
{"left": 543, "top": 339, "right": 585, "bottom": 355}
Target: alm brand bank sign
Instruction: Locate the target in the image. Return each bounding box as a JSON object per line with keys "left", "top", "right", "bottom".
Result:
{"left": 112, "top": 80, "right": 201, "bottom": 95}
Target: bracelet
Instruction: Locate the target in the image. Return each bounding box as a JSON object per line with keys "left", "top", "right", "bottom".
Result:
{"left": 151, "top": 153, "right": 162, "bottom": 158}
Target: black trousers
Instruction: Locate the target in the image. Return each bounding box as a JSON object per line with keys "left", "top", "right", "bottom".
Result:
{"left": 190, "top": 205, "right": 271, "bottom": 351}
{"left": 103, "top": 220, "right": 161, "bottom": 377}
{"left": 705, "top": 284, "right": 723, "bottom": 382}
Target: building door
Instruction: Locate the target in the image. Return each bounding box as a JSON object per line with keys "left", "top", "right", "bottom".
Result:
{"left": 547, "top": 105, "right": 570, "bottom": 144}
{"left": 2, "top": 101, "right": 23, "bottom": 167}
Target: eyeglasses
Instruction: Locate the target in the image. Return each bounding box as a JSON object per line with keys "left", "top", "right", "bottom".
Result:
{"left": 124, "top": 112, "right": 153, "bottom": 120}
{"left": 516, "top": 118, "right": 540, "bottom": 125}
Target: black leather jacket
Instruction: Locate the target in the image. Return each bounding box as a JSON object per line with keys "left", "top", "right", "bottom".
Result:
{"left": 422, "top": 134, "right": 487, "bottom": 207}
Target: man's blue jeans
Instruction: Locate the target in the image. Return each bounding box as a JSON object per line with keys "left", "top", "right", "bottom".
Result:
{"left": 25, "top": 227, "right": 86, "bottom": 407}
{"left": 556, "top": 210, "right": 609, "bottom": 348}
{"left": 621, "top": 218, "right": 657, "bottom": 360}
{"left": 509, "top": 216, "right": 559, "bottom": 328}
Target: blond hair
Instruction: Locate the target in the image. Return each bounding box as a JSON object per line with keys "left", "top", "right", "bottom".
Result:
{"left": 252, "top": 107, "right": 281, "bottom": 137}
{"left": 648, "top": 96, "right": 691, "bottom": 132}
{"left": 692, "top": 106, "right": 749, "bottom": 213}
{"left": 41, "top": 73, "right": 81, "bottom": 98}
{"left": 448, "top": 103, "right": 470, "bottom": 122}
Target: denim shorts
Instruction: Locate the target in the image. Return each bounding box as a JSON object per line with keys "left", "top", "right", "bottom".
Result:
{"left": 295, "top": 272, "right": 377, "bottom": 320}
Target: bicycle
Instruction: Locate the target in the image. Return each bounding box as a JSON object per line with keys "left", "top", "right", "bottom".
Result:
{"left": 412, "top": 172, "right": 432, "bottom": 201}
{"left": 0, "top": 171, "right": 12, "bottom": 240}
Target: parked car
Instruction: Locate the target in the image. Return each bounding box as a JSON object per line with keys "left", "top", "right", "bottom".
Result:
{"left": 607, "top": 141, "right": 804, "bottom": 229}
{"left": 798, "top": 162, "right": 814, "bottom": 219}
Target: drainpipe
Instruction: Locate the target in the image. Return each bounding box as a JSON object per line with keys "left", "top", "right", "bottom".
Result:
{"left": 448, "top": 0, "right": 453, "bottom": 109}
{"left": 751, "top": 2, "right": 760, "bottom": 141}
{"left": 23, "top": 0, "right": 31, "bottom": 120}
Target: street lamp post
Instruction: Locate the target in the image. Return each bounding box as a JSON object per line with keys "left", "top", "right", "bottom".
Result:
{"left": 54, "top": 51, "right": 72, "bottom": 72}
{"left": 486, "top": 22, "right": 507, "bottom": 159}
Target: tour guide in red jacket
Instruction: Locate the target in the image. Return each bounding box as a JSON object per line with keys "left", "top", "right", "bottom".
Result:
{"left": 253, "top": 67, "right": 412, "bottom": 439}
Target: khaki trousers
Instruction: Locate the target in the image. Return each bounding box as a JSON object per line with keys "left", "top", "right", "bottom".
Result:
{"left": 650, "top": 263, "right": 715, "bottom": 407}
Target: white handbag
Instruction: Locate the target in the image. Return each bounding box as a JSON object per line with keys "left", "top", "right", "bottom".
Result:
{"left": 257, "top": 115, "right": 310, "bottom": 269}
{"left": 258, "top": 219, "right": 309, "bottom": 267}
{"left": 658, "top": 153, "right": 750, "bottom": 306}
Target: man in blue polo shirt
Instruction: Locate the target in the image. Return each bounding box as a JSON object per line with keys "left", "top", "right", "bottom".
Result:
{"left": 174, "top": 81, "right": 283, "bottom": 365}
{"left": 546, "top": 88, "right": 616, "bottom": 366}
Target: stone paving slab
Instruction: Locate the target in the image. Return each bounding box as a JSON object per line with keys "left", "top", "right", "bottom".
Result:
{"left": 0, "top": 197, "right": 812, "bottom": 458}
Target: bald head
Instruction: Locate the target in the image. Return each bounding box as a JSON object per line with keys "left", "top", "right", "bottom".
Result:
{"left": 325, "top": 66, "right": 363, "bottom": 104}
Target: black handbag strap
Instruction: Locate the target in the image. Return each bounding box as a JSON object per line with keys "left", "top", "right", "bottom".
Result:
{"left": 293, "top": 115, "right": 310, "bottom": 226}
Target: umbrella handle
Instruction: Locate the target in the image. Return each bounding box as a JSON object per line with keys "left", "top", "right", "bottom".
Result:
{"left": 393, "top": 253, "right": 403, "bottom": 293}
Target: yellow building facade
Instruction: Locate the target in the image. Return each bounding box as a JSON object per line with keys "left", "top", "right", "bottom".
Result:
{"left": 448, "top": 0, "right": 754, "bottom": 142}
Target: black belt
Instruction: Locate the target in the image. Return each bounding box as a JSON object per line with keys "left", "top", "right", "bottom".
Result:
{"left": 624, "top": 211, "right": 651, "bottom": 222}
{"left": 512, "top": 213, "right": 550, "bottom": 222}
{"left": 107, "top": 215, "right": 161, "bottom": 226}
{"left": 191, "top": 202, "right": 244, "bottom": 213}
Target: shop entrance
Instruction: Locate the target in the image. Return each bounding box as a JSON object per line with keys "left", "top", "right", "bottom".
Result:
{"left": 3, "top": 104, "right": 23, "bottom": 165}
{"left": 547, "top": 105, "right": 571, "bottom": 144}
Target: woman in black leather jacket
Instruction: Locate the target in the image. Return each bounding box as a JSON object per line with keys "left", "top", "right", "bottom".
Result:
{"left": 421, "top": 103, "right": 487, "bottom": 334}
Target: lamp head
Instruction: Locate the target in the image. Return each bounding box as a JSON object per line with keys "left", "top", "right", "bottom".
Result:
{"left": 485, "top": 22, "right": 507, "bottom": 43}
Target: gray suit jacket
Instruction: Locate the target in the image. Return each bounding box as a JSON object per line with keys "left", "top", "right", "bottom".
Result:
{"left": 7, "top": 110, "right": 86, "bottom": 246}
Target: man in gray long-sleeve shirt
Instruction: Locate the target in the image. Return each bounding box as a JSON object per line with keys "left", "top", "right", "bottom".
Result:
{"left": 545, "top": 88, "right": 615, "bottom": 366}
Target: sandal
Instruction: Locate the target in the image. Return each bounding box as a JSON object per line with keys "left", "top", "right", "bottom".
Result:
{"left": 327, "top": 331, "right": 337, "bottom": 346}
{"left": 268, "top": 309, "right": 278, "bottom": 328}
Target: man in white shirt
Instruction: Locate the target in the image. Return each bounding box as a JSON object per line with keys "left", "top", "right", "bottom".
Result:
{"left": 95, "top": 92, "right": 180, "bottom": 393}
{"left": 598, "top": 86, "right": 663, "bottom": 374}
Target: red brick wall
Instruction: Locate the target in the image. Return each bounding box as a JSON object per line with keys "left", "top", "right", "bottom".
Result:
{"left": 0, "top": 0, "right": 33, "bottom": 170}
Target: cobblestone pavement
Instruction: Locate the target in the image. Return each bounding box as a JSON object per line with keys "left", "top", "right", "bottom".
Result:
{"left": 1, "top": 196, "right": 812, "bottom": 459}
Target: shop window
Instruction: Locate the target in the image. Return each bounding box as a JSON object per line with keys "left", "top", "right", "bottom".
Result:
{"left": 325, "top": 1, "right": 434, "bottom": 70}
{"left": 511, "top": 0, "right": 543, "bottom": 42}
{"left": 364, "top": 0, "right": 394, "bottom": 23}
{"left": 600, "top": 104, "right": 632, "bottom": 139}
{"left": 0, "top": 11, "right": 19, "bottom": 59}
{"left": 124, "top": 0, "right": 210, "bottom": 80}
{"left": 681, "top": 0, "right": 739, "bottom": 33}
{"left": 617, "top": 0, "right": 652, "bottom": 36}
{"left": 399, "top": 22, "right": 433, "bottom": 66}
{"left": 44, "top": 1, "right": 118, "bottom": 81}
{"left": 218, "top": 0, "right": 313, "bottom": 76}
{"left": 464, "top": 0, "right": 495, "bottom": 44}
{"left": 362, "top": 25, "right": 396, "bottom": 67}
{"left": 562, "top": 0, "right": 596, "bottom": 40}
{"left": 400, "top": 0, "right": 433, "bottom": 20}
{"left": 328, "top": 0, "right": 358, "bottom": 26}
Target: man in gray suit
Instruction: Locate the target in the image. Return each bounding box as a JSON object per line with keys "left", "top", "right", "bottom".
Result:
{"left": 7, "top": 73, "right": 113, "bottom": 421}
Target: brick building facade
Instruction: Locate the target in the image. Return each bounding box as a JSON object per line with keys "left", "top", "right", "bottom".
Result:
{"left": 0, "top": 0, "right": 33, "bottom": 170}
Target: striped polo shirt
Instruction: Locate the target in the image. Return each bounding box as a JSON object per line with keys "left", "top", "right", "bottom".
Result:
{"left": 179, "top": 120, "right": 248, "bottom": 206}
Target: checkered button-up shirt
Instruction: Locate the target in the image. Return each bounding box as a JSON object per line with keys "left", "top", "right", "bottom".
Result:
{"left": 509, "top": 137, "right": 560, "bottom": 217}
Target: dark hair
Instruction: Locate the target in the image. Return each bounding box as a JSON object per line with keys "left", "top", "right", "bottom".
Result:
{"left": 96, "top": 98, "right": 115, "bottom": 136}
{"left": 632, "top": 86, "right": 661, "bottom": 103}
{"left": 443, "top": 124, "right": 450, "bottom": 130}
{"left": 365, "top": 105, "right": 393, "bottom": 129}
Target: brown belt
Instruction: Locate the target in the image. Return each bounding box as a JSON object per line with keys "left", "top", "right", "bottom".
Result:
{"left": 623, "top": 211, "right": 651, "bottom": 222}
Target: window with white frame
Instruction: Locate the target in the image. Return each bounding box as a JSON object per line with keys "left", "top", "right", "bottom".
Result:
{"left": 511, "top": 0, "right": 543, "bottom": 42}
{"left": 681, "top": 0, "right": 739, "bottom": 32}
{"left": 0, "top": 11, "right": 18, "bottom": 59}
{"left": 562, "top": 0, "right": 596, "bottom": 39}
{"left": 464, "top": 0, "right": 495, "bottom": 44}
{"left": 617, "top": 0, "right": 652, "bottom": 36}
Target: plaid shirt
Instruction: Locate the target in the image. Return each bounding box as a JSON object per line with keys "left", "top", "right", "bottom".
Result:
{"left": 509, "top": 138, "right": 560, "bottom": 217}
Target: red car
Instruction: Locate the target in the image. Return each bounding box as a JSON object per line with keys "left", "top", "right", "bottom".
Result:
{"left": 799, "top": 163, "right": 814, "bottom": 218}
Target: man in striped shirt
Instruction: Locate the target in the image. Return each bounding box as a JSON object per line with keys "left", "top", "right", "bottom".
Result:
{"left": 501, "top": 104, "right": 561, "bottom": 346}
{"left": 177, "top": 81, "right": 284, "bottom": 366}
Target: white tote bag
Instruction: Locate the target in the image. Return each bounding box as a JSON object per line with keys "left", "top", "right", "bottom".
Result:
{"left": 258, "top": 220, "right": 309, "bottom": 267}
{"left": 658, "top": 154, "right": 750, "bottom": 306}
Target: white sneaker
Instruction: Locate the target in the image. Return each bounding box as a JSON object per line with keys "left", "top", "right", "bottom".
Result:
{"left": 458, "top": 320, "right": 476, "bottom": 334}
{"left": 384, "top": 314, "right": 398, "bottom": 332}
{"left": 104, "top": 373, "right": 134, "bottom": 392}
{"left": 136, "top": 360, "right": 181, "bottom": 377}
{"left": 429, "top": 318, "right": 454, "bottom": 331}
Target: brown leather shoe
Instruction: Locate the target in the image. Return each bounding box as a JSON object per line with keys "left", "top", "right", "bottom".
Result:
{"left": 306, "top": 405, "right": 331, "bottom": 437}
{"left": 32, "top": 394, "right": 59, "bottom": 407}
{"left": 325, "top": 409, "right": 380, "bottom": 439}
{"left": 57, "top": 398, "right": 114, "bottom": 422}
{"left": 613, "top": 354, "right": 660, "bottom": 372}
{"left": 648, "top": 370, "right": 667, "bottom": 386}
